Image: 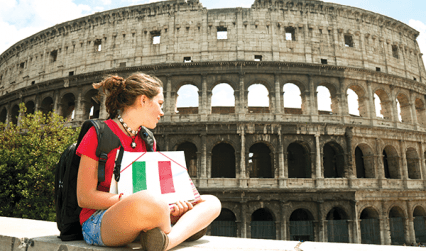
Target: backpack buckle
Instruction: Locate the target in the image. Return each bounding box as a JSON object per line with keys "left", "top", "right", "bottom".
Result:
{"left": 99, "top": 153, "right": 108, "bottom": 163}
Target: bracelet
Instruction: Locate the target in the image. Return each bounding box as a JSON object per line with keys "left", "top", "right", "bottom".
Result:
{"left": 118, "top": 193, "right": 124, "bottom": 201}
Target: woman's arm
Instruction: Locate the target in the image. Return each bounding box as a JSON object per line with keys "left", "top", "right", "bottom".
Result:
{"left": 77, "top": 155, "right": 121, "bottom": 209}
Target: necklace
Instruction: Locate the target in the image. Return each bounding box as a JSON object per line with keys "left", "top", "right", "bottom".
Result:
{"left": 117, "top": 115, "right": 140, "bottom": 149}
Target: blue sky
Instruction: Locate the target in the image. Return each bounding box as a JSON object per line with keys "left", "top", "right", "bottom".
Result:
{"left": 0, "top": 0, "right": 425, "bottom": 115}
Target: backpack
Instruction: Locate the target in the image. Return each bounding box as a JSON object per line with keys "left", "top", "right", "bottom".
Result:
{"left": 55, "top": 119, "right": 156, "bottom": 241}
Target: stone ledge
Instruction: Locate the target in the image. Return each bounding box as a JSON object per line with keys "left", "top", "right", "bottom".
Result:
{"left": 0, "top": 217, "right": 423, "bottom": 251}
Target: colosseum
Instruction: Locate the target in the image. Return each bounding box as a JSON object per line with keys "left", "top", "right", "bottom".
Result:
{"left": 1, "top": 0, "right": 426, "bottom": 246}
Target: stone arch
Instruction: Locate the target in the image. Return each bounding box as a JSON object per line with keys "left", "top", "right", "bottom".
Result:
{"left": 396, "top": 92, "right": 412, "bottom": 123}
{"left": 83, "top": 89, "right": 100, "bottom": 120}
{"left": 389, "top": 206, "right": 406, "bottom": 245}
{"left": 287, "top": 141, "right": 312, "bottom": 178}
{"left": 360, "top": 207, "right": 381, "bottom": 244}
{"left": 383, "top": 145, "right": 401, "bottom": 179}
{"left": 283, "top": 83, "right": 303, "bottom": 114}
{"left": 415, "top": 98, "right": 426, "bottom": 126}
{"left": 413, "top": 206, "right": 426, "bottom": 243}
{"left": 0, "top": 107, "right": 6, "bottom": 123}
{"left": 289, "top": 208, "right": 315, "bottom": 241}
{"left": 40, "top": 96, "right": 54, "bottom": 115}
{"left": 211, "top": 142, "right": 236, "bottom": 178}
{"left": 176, "top": 141, "right": 198, "bottom": 178}
{"left": 282, "top": 79, "right": 308, "bottom": 114}
{"left": 247, "top": 79, "right": 274, "bottom": 94}
{"left": 374, "top": 88, "right": 393, "bottom": 120}
{"left": 248, "top": 83, "right": 270, "bottom": 113}
{"left": 59, "top": 93, "right": 75, "bottom": 121}
{"left": 347, "top": 84, "right": 368, "bottom": 117}
{"left": 10, "top": 104, "right": 19, "bottom": 125}
{"left": 25, "top": 100, "right": 35, "bottom": 115}
{"left": 211, "top": 83, "right": 235, "bottom": 114}
{"left": 355, "top": 143, "right": 375, "bottom": 178}
{"left": 317, "top": 81, "right": 339, "bottom": 115}
{"left": 323, "top": 141, "right": 345, "bottom": 178}
{"left": 211, "top": 208, "right": 237, "bottom": 237}
{"left": 176, "top": 84, "right": 199, "bottom": 114}
{"left": 326, "top": 207, "right": 350, "bottom": 243}
{"left": 406, "top": 147, "right": 421, "bottom": 179}
{"left": 248, "top": 142, "right": 273, "bottom": 178}
{"left": 251, "top": 207, "right": 276, "bottom": 240}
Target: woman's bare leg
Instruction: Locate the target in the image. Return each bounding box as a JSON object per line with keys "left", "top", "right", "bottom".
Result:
{"left": 166, "top": 195, "right": 221, "bottom": 250}
{"left": 100, "top": 190, "right": 172, "bottom": 246}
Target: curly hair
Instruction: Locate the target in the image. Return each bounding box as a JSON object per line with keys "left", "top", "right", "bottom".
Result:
{"left": 93, "top": 72, "right": 163, "bottom": 119}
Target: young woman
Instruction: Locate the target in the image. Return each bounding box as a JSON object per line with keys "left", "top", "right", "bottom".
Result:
{"left": 76, "top": 73, "right": 221, "bottom": 251}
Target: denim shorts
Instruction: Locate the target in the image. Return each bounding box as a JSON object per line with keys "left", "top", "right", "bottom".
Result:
{"left": 82, "top": 210, "right": 107, "bottom": 246}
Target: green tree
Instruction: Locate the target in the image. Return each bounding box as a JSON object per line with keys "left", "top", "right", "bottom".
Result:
{"left": 0, "top": 103, "right": 79, "bottom": 221}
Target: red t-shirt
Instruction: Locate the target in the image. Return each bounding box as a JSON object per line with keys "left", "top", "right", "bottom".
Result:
{"left": 76, "top": 119, "right": 152, "bottom": 225}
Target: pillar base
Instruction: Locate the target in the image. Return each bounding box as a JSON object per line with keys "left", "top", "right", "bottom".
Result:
{"left": 315, "top": 178, "right": 324, "bottom": 188}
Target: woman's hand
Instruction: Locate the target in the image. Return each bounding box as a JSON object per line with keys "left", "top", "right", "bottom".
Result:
{"left": 170, "top": 201, "right": 193, "bottom": 224}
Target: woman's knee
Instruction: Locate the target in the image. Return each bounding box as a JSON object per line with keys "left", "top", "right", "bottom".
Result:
{"left": 200, "top": 195, "right": 221, "bottom": 216}
{"left": 129, "top": 191, "right": 170, "bottom": 217}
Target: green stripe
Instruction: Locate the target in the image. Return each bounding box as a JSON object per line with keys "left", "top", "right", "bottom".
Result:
{"left": 133, "top": 161, "right": 147, "bottom": 192}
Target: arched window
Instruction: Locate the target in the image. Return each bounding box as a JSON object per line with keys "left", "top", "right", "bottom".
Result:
{"left": 360, "top": 207, "right": 381, "bottom": 244}
{"left": 413, "top": 206, "right": 426, "bottom": 243}
{"left": 389, "top": 207, "right": 405, "bottom": 245}
{"left": 374, "top": 89, "right": 393, "bottom": 120}
{"left": 249, "top": 143, "right": 273, "bottom": 178}
{"left": 287, "top": 142, "right": 311, "bottom": 178}
{"left": 406, "top": 148, "right": 421, "bottom": 179}
{"left": 211, "top": 208, "right": 237, "bottom": 237}
{"left": 355, "top": 144, "right": 375, "bottom": 178}
{"left": 211, "top": 143, "right": 235, "bottom": 178}
{"left": 176, "top": 84, "right": 199, "bottom": 114}
{"left": 176, "top": 142, "right": 197, "bottom": 177}
{"left": 11, "top": 105, "right": 19, "bottom": 125}
{"left": 396, "top": 93, "right": 412, "bottom": 123}
{"left": 289, "top": 209, "right": 314, "bottom": 242}
{"left": 251, "top": 208, "right": 276, "bottom": 240}
{"left": 25, "top": 101, "right": 35, "bottom": 115}
{"left": 347, "top": 88, "right": 359, "bottom": 116}
{"left": 383, "top": 146, "right": 400, "bottom": 179}
{"left": 248, "top": 84, "right": 269, "bottom": 113}
{"left": 0, "top": 108, "right": 6, "bottom": 123}
{"left": 323, "top": 142, "right": 345, "bottom": 178}
{"left": 317, "top": 86, "right": 332, "bottom": 114}
{"left": 40, "top": 97, "right": 53, "bottom": 115}
{"left": 60, "top": 93, "right": 75, "bottom": 122}
{"left": 84, "top": 89, "right": 100, "bottom": 119}
{"left": 415, "top": 98, "right": 426, "bottom": 126}
{"left": 326, "top": 207, "right": 349, "bottom": 243}
{"left": 211, "top": 83, "right": 235, "bottom": 114}
{"left": 283, "top": 83, "right": 302, "bottom": 114}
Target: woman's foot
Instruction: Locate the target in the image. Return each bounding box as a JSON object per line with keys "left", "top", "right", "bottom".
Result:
{"left": 140, "top": 228, "right": 169, "bottom": 251}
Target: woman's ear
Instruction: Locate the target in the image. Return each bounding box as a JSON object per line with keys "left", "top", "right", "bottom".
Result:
{"left": 140, "top": 95, "right": 147, "bottom": 106}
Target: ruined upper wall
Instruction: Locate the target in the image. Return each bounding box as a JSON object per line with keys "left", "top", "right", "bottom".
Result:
{"left": 0, "top": 0, "right": 425, "bottom": 94}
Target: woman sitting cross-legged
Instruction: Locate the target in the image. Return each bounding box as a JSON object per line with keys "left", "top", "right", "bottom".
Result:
{"left": 76, "top": 72, "right": 221, "bottom": 251}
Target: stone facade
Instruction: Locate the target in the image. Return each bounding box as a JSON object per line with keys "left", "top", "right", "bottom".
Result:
{"left": 1, "top": 0, "right": 426, "bottom": 246}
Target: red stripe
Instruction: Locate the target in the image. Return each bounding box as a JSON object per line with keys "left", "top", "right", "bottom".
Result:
{"left": 158, "top": 161, "right": 175, "bottom": 194}
{"left": 158, "top": 151, "right": 187, "bottom": 170}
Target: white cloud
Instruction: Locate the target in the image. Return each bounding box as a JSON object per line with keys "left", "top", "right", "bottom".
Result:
{"left": 409, "top": 19, "right": 426, "bottom": 64}
{"left": 0, "top": 0, "right": 93, "bottom": 54}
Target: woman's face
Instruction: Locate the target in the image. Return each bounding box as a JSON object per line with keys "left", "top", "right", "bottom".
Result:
{"left": 142, "top": 88, "right": 164, "bottom": 129}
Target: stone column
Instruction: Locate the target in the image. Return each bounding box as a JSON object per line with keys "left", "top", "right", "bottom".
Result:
{"left": 274, "top": 73, "right": 282, "bottom": 114}
{"left": 281, "top": 201, "right": 289, "bottom": 240}
{"left": 308, "top": 74, "right": 317, "bottom": 117}
{"left": 376, "top": 138, "right": 385, "bottom": 188}
{"left": 278, "top": 127, "right": 286, "bottom": 187}
{"left": 74, "top": 89, "right": 85, "bottom": 122}
{"left": 390, "top": 86, "right": 399, "bottom": 125}
{"left": 237, "top": 73, "right": 246, "bottom": 115}
{"left": 53, "top": 90, "right": 60, "bottom": 114}
{"left": 366, "top": 81, "right": 376, "bottom": 121}
{"left": 419, "top": 142, "right": 426, "bottom": 188}
{"left": 315, "top": 132, "right": 323, "bottom": 187}
{"left": 240, "top": 201, "right": 247, "bottom": 238}
{"left": 381, "top": 201, "right": 391, "bottom": 245}
{"left": 200, "top": 74, "right": 208, "bottom": 116}
{"left": 239, "top": 126, "right": 248, "bottom": 187}
{"left": 200, "top": 134, "right": 207, "bottom": 187}
{"left": 164, "top": 76, "right": 173, "bottom": 116}
{"left": 99, "top": 93, "right": 108, "bottom": 120}
{"left": 410, "top": 90, "right": 418, "bottom": 128}
{"left": 339, "top": 77, "right": 349, "bottom": 116}
{"left": 318, "top": 201, "right": 325, "bottom": 242}
{"left": 352, "top": 200, "right": 360, "bottom": 243}
{"left": 400, "top": 140, "right": 409, "bottom": 188}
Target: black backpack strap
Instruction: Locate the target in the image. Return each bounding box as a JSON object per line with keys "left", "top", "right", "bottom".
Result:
{"left": 82, "top": 120, "right": 122, "bottom": 183}
{"left": 140, "top": 126, "right": 156, "bottom": 152}
{"left": 114, "top": 146, "right": 125, "bottom": 182}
